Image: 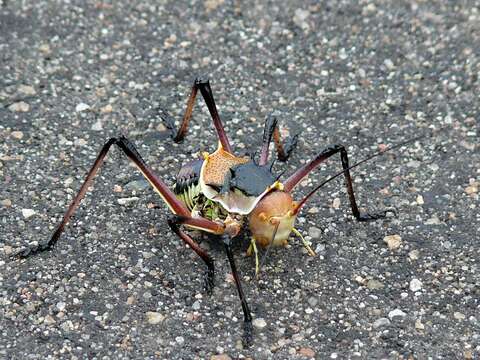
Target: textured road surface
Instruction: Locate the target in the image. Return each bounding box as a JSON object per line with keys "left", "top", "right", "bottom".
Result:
{"left": 1, "top": 1, "right": 479, "bottom": 359}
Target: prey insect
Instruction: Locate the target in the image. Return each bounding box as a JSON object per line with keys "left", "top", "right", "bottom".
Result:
{"left": 15, "top": 77, "right": 424, "bottom": 346}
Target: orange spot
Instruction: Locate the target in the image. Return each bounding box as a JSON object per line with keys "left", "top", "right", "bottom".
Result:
{"left": 202, "top": 146, "right": 249, "bottom": 187}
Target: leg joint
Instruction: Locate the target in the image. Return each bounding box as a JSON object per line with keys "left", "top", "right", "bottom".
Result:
{"left": 194, "top": 76, "right": 210, "bottom": 86}
{"left": 328, "top": 144, "right": 345, "bottom": 152}
{"left": 167, "top": 214, "right": 185, "bottom": 230}
{"left": 222, "top": 233, "right": 232, "bottom": 246}
{"left": 167, "top": 214, "right": 187, "bottom": 227}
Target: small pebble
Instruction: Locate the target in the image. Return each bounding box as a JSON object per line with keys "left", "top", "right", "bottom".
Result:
{"left": 1, "top": 199, "right": 12, "bottom": 207}
{"left": 11, "top": 131, "right": 24, "bottom": 140}
{"left": 332, "top": 197, "right": 341, "bottom": 209}
{"left": 409, "top": 250, "right": 420, "bottom": 260}
{"left": 384, "top": 58, "right": 395, "bottom": 70}
{"left": 74, "top": 138, "right": 87, "bottom": 147}
{"left": 308, "top": 226, "right": 322, "bottom": 240}
{"left": 307, "top": 207, "right": 319, "bottom": 214}
{"left": 192, "top": 300, "right": 201, "bottom": 310}
{"left": 373, "top": 318, "right": 390, "bottom": 328}
{"left": 117, "top": 197, "right": 139, "bottom": 205}
{"left": 410, "top": 278, "right": 423, "bottom": 292}
{"left": 253, "top": 318, "right": 267, "bottom": 329}
{"left": 22, "top": 209, "right": 36, "bottom": 218}
{"left": 4, "top": 245, "right": 13, "bottom": 255}
{"left": 367, "top": 279, "right": 384, "bottom": 290}
{"left": 146, "top": 311, "right": 165, "bottom": 324}
{"left": 315, "top": 243, "right": 326, "bottom": 253}
{"left": 156, "top": 123, "right": 167, "bottom": 132}
{"left": 204, "top": 0, "right": 224, "bottom": 11}
{"left": 307, "top": 297, "right": 318, "bottom": 307}
{"left": 101, "top": 104, "right": 113, "bottom": 113}
{"left": 18, "top": 84, "right": 36, "bottom": 95}
{"left": 384, "top": 234, "right": 402, "bottom": 250}
{"left": 8, "top": 101, "right": 30, "bottom": 112}
{"left": 415, "top": 319, "right": 425, "bottom": 330}
{"left": 210, "top": 355, "right": 231, "bottom": 360}
{"left": 388, "top": 309, "right": 406, "bottom": 319}
{"left": 298, "top": 347, "right": 316, "bottom": 358}
{"left": 425, "top": 216, "right": 442, "bottom": 225}
{"left": 38, "top": 43, "right": 50, "bottom": 54}
{"left": 43, "top": 315, "right": 56, "bottom": 325}
{"left": 465, "top": 183, "right": 478, "bottom": 195}
{"left": 293, "top": 8, "right": 311, "bottom": 32}
{"left": 75, "top": 103, "right": 90, "bottom": 112}
{"left": 126, "top": 296, "right": 135, "bottom": 305}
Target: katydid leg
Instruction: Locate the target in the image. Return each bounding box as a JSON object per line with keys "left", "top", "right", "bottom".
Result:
{"left": 160, "top": 77, "right": 233, "bottom": 153}
{"left": 285, "top": 144, "right": 387, "bottom": 221}
{"left": 167, "top": 215, "right": 224, "bottom": 294}
{"left": 223, "top": 234, "right": 253, "bottom": 346}
{"left": 15, "top": 136, "right": 191, "bottom": 258}
{"left": 272, "top": 122, "right": 299, "bottom": 162}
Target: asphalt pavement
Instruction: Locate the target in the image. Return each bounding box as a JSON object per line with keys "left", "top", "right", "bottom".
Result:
{"left": 1, "top": 1, "right": 479, "bottom": 359}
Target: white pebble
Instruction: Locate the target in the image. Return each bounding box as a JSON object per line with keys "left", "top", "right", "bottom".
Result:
{"left": 8, "top": 101, "right": 30, "bottom": 112}
{"left": 22, "top": 209, "right": 36, "bottom": 218}
{"left": 383, "top": 234, "right": 402, "bottom": 250}
{"left": 409, "top": 278, "right": 423, "bottom": 292}
{"left": 117, "top": 197, "right": 139, "bottom": 205}
{"left": 146, "top": 311, "right": 165, "bottom": 324}
{"left": 388, "top": 309, "right": 406, "bottom": 319}
{"left": 75, "top": 103, "right": 90, "bottom": 112}
{"left": 253, "top": 318, "right": 267, "bottom": 329}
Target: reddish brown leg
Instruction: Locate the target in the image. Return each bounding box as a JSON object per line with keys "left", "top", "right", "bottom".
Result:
{"left": 285, "top": 144, "right": 386, "bottom": 221}
{"left": 160, "top": 77, "right": 233, "bottom": 153}
{"left": 259, "top": 115, "right": 299, "bottom": 165}
{"left": 167, "top": 215, "right": 224, "bottom": 294}
{"left": 15, "top": 136, "right": 192, "bottom": 258}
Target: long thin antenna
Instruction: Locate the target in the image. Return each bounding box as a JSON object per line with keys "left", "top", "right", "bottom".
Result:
{"left": 294, "top": 132, "right": 430, "bottom": 213}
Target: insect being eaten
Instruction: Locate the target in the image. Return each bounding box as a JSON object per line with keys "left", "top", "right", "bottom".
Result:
{"left": 15, "top": 77, "right": 426, "bottom": 346}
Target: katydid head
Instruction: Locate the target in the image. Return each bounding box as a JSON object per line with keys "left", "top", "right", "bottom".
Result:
{"left": 248, "top": 190, "right": 298, "bottom": 248}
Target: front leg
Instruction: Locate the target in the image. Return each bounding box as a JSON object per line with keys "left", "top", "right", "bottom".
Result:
{"left": 223, "top": 234, "right": 253, "bottom": 346}
{"left": 285, "top": 144, "right": 388, "bottom": 221}
{"left": 167, "top": 215, "right": 225, "bottom": 294}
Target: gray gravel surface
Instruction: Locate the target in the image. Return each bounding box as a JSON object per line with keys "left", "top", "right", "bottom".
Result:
{"left": 1, "top": 1, "right": 479, "bottom": 359}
